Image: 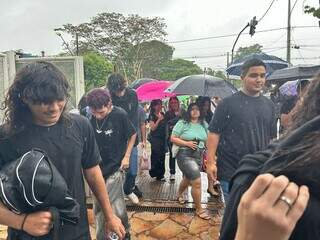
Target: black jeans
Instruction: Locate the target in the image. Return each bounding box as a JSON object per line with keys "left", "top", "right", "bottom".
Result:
{"left": 168, "top": 141, "right": 176, "bottom": 174}
{"left": 149, "top": 137, "right": 166, "bottom": 178}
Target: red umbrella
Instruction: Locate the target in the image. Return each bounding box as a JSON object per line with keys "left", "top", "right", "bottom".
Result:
{"left": 136, "top": 81, "right": 176, "bottom": 101}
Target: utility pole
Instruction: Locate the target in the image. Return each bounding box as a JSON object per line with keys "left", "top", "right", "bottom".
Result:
{"left": 286, "top": 0, "right": 291, "bottom": 64}
{"left": 75, "top": 32, "right": 79, "bottom": 56}
{"left": 227, "top": 52, "right": 230, "bottom": 67}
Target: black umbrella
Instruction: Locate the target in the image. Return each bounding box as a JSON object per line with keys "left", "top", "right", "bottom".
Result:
{"left": 165, "top": 74, "right": 238, "bottom": 98}
{"left": 267, "top": 65, "right": 320, "bottom": 82}
{"left": 129, "top": 78, "right": 157, "bottom": 89}
{"left": 227, "top": 53, "right": 289, "bottom": 76}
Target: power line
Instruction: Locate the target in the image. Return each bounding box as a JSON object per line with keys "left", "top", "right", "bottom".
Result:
{"left": 258, "top": 0, "right": 277, "bottom": 22}
{"left": 291, "top": 0, "right": 299, "bottom": 13}
{"left": 168, "top": 25, "right": 318, "bottom": 44}
{"left": 292, "top": 35, "right": 306, "bottom": 63}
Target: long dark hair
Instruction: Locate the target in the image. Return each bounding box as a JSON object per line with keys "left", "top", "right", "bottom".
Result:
{"left": 262, "top": 73, "right": 320, "bottom": 192}
{"left": 168, "top": 96, "right": 180, "bottom": 112}
{"left": 2, "top": 61, "right": 71, "bottom": 137}
{"left": 195, "top": 96, "right": 213, "bottom": 116}
{"left": 149, "top": 99, "right": 162, "bottom": 118}
{"left": 182, "top": 102, "right": 205, "bottom": 125}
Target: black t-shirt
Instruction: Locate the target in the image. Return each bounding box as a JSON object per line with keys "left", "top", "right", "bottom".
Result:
{"left": 91, "top": 107, "right": 136, "bottom": 179}
{"left": 148, "top": 112, "right": 166, "bottom": 140}
{"left": 208, "top": 91, "right": 276, "bottom": 181}
{"left": 164, "top": 111, "right": 180, "bottom": 138}
{"left": 205, "top": 111, "right": 213, "bottom": 125}
{"left": 111, "top": 88, "right": 138, "bottom": 129}
{"left": 0, "top": 114, "right": 101, "bottom": 240}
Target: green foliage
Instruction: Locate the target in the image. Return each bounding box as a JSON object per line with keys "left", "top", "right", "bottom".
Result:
{"left": 231, "top": 79, "right": 242, "bottom": 89}
{"left": 205, "top": 68, "right": 228, "bottom": 80}
{"left": 136, "top": 40, "right": 174, "bottom": 79}
{"left": 304, "top": 5, "right": 320, "bottom": 19}
{"left": 158, "top": 59, "right": 203, "bottom": 80}
{"left": 234, "top": 44, "right": 263, "bottom": 61}
{"left": 59, "top": 12, "right": 167, "bottom": 82}
{"left": 83, "top": 52, "right": 113, "bottom": 91}
{"left": 214, "top": 70, "right": 228, "bottom": 80}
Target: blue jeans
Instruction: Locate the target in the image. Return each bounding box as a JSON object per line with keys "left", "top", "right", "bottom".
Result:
{"left": 123, "top": 147, "right": 138, "bottom": 195}
{"left": 220, "top": 180, "right": 230, "bottom": 204}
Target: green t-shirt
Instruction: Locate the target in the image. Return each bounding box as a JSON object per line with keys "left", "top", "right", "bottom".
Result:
{"left": 172, "top": 120, "right": 208, "bottom": 148}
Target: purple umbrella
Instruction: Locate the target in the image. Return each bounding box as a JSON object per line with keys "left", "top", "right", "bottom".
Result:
{"left": 279, "top": 79, "right": 310, "bottom": 96}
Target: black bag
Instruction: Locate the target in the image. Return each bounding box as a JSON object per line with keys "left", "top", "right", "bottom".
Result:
{"left": 0, "top": 148, "right": 80, "bottom": 238}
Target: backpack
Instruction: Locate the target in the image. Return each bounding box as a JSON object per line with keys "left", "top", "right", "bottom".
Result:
{"left": 0, "top": 148, "right": 80, "bottom": 239}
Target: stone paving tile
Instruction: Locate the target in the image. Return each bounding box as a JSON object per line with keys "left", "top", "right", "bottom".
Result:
{"left": 207, "top": 225, "right": 220, "bottom": 239}
{"left": 136, "top": 232, "right": 157, "bottom": 240}
{"left": 170, "top": 231, "right": 196, "bottom": 239}
{"left": 149, "top": 219, "right": 186, "bottom": 239}
{"left": 131, "top": 217, "right": 155, "bottom": 234}
{"left": 0, "top": 225, "right": 7, "bottom": 240}
{"left": 169, "top": 213, "right": 193, "bottom": 226}
{"left": 188, "top": 216, "right": 211, "bottom": 235}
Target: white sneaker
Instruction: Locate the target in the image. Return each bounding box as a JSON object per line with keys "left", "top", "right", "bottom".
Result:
{"left": 170, "top": 174, "right": 175, "bottom": 181}
{"left": 127, "top": 193, "right": 139, "bottom": 204}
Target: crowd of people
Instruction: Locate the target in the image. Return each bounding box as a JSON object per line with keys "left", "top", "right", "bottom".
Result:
{"left": 0, "top": 57, "right": 318, "bottom": 240}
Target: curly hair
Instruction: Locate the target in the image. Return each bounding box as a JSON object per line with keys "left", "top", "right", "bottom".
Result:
{"left": 2, "top": 61, "right": 71, "bottom": 137}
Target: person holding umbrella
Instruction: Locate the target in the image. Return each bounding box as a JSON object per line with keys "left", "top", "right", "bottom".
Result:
{"left": 206, "top": 58, "right": 277, "bottom": 203}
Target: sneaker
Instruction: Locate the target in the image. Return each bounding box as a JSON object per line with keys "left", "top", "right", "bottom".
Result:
{"left": 127, "top": 193, "right": 139, "bottom": 204}
{"left": 133, "top": 186, "right": 143, "bottom": 198}
{"left": 170, "top": 174, "right": 175, "bottom": 181}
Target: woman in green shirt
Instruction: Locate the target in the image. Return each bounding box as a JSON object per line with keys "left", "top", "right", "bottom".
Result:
{"left": 171, "top": 103, "right": 211, "bottom": 220}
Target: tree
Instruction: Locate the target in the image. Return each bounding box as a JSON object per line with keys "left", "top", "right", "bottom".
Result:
{"left": 136, "top": 40, "right": 174, "bottom": 79}
{"left": 59, "top": 12, "right": 167, "bottom": 82}
{"left": 205, "top": 68, "right": 228, "bottom": 80}
{"left": 234, "top": 44, "right": 263, "bottom": 60}
{"left": 304, "top": 5, "right": 320, "bottom": 19}
{"left": 83, "top": 51, "right": 113, "bottom": 91}
{"left": 158, "top": 59, "right": 203, "bottom": 81}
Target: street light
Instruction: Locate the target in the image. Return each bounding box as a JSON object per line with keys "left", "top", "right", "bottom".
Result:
{"left": 230, "top": 16, "right": 258, "bottom": 65}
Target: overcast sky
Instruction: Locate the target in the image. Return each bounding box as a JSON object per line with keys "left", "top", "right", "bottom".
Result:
{"left": 1, "top": 0, "right": 319, "bottom": 70}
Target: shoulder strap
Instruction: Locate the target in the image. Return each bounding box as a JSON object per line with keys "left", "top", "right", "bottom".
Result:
{"left": 49, "top": 207, "right": 60, "bottom": 240}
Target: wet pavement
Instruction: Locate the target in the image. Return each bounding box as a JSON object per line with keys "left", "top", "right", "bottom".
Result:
{"left": 0, "top": 160, "right": 224, "bottom": 240}
{"left": 88, "top": 167, "right": 224, "bottom": 240}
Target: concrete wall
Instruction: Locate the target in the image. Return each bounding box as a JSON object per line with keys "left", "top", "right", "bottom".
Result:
{"left": 0, "top": 51, "right": 85, "bottom": 119}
